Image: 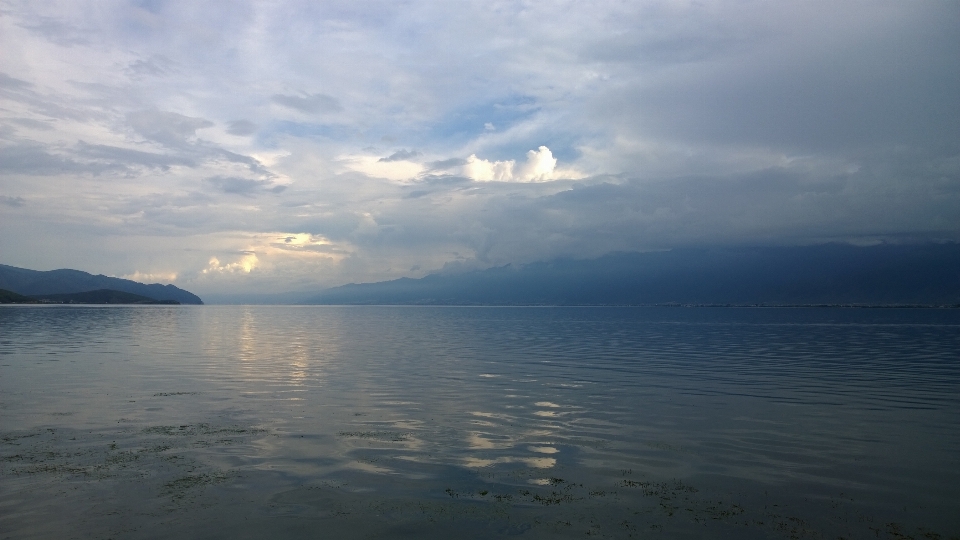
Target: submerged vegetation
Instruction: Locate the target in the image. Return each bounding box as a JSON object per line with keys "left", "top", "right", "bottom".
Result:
{"left": 3, "top": 421, "right": 956, "bottom": 539}
{"left": 2, "top": 306, "right": 957, "bottom": 538}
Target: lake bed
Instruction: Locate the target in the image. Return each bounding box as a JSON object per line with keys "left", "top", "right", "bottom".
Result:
{"left": 1, "top": 306, "right": 958, "bottom": 539}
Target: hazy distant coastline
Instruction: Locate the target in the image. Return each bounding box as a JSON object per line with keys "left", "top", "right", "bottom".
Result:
{"left": 301, "top": 244, "right": 959, "bottom": 306}
{"left": 5, "top": 243, "right": 958, "bottom": 307}
{"left": 209, "top": 243, "right": 960, "bottom": 306}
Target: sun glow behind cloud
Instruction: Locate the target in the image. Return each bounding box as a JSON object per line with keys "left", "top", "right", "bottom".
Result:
{"left": 121, "top": 271, "right": 179, "bottom": 284}
{"left": 204, "top": 254, "right": 259, "bottom": 274}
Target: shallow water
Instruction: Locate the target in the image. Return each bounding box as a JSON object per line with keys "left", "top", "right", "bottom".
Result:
{"left": 1, "top": 306, "right": 958, "bottom": 539}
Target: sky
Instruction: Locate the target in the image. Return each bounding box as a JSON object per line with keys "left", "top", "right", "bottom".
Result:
{"left": 1, "top": 0, "right": 958, "bottom": 296}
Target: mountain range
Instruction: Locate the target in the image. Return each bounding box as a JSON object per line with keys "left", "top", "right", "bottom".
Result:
{"left": 4, "top": 243, "right": 958, "bottom": 306}
{"left": 0, "top": 264, "right": 203, "bottom": 304}
{"left": 305, "top": 243, "right": 960, "bottom": 306}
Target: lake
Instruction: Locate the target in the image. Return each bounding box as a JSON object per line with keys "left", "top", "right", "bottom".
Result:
{"left": 1, "top": 306, "right": 958, "bottom": 539}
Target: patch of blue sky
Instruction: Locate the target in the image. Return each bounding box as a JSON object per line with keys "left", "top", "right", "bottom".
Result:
{"left": 534, "top": 134, "right": 582, "bottom": 162}
{"left": 476, "top": 130, "right": 584, "bottom": 164}
{"left": 422, "top": 95, "right": 541, "bottom": 153}
{"left": 477, "top": 125, "right": 587, "bottom": 165}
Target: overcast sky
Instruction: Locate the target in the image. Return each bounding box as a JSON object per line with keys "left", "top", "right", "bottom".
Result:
{"left": 1, "top": 0, "right": 958, "bottom": 295}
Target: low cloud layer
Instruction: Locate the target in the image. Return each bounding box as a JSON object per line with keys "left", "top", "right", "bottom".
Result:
{"left": 0, "top": 0, "right": 957, "bottom": 295}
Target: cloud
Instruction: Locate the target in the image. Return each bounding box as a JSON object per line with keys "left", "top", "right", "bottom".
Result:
{"left": 0, "top": 0, "right": 957, "bottom": 296}
{"left": 7, "top": 117, "right": 55, "bottom": 131}
{"left": 426, "top": 158, "right": 467, "bottom": 171}
{"left": 17, "top": 15, "right": 91, "bottom": 47}
{"left": 0, "top": 72, "right": 32, "bottom": 90}
{"left": 0, "top": 143, "right": 120, "bottom": 175}
{"left": 1, "top": 196, "right": 26, "bottom": 207}
{"left": 459, "top": 146, "right": 572, "bottom": 182}
{"left": 127, "top": 111, "right": 214, "bottom": 147}
{"left": 78, "top": 124, "right": 272, "bottom": 177}
{"left": 227, "top": 120, "right": 258, "bottom": 136}
{"left": 126, "top": 55, "right": 176, "bottom": 78}
{"left": 379, "top": 149, "right": 421, "bottom": 162}
{"left": 121, "top": 270, "right": 178, "bottom": 283}
{"left": 75, "top": 142, "right": 195, "bottom": 170}
{"left": 341, "top": 154, "right": 424, "bottom": 181}
{"left": 270, "top": 233, "right": 349, "bottom": 256}
{"left": 271, "top": 93, "right": 343, "bottom": 114}
{"left": 203, "top": 254, "right": 259, "bottom": 274}
{"left": 204, "top": 176, "right": 286, "bottom": 196}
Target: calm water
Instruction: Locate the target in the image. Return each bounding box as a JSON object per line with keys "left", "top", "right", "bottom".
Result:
{"left": 1, "top": 306, "right": 959, "bottom": 539}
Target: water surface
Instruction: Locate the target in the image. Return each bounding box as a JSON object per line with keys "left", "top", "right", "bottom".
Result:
{"left": 1, "top": 306, "right": 958, "bottom": 539}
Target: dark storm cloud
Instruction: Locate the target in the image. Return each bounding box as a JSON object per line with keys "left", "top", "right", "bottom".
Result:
{"left": 602, "top": 3, "right": 960, "bottom": 155}
{"left": 461, "top": 159, "right": 960, "bottom": 264}
{"left": 326, "top": 146, "right": 959, "bottom": 269}
{"left": 2, "top": 0, "right": 959, "bottom": 294}
{"left": 271, "top": 93, "right": 343, "bottom": 114}
{"left": 579, "top": 10, "right": 760, "bottom": 66}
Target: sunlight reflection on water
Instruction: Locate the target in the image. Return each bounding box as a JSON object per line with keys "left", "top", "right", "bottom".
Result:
{"left": 1, "top": 305, "right": 959, "bottom": 539}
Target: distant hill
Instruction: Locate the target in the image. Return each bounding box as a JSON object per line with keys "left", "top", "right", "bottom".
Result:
{"left": 0, "top": 264, "right": 203, "bottom": 304}
{"left": 29, "top": 289, "right": 180, "bottom": 304}
{"left": 0, "top": 288, "right": 37, "bottom": 304}
{"left": 306, "top": 243, "right": 960, "bottom": 306}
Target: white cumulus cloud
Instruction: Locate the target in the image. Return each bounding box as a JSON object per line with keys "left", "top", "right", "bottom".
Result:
{"left": 462, "top": 146, "right": 577, "bottom": 183}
